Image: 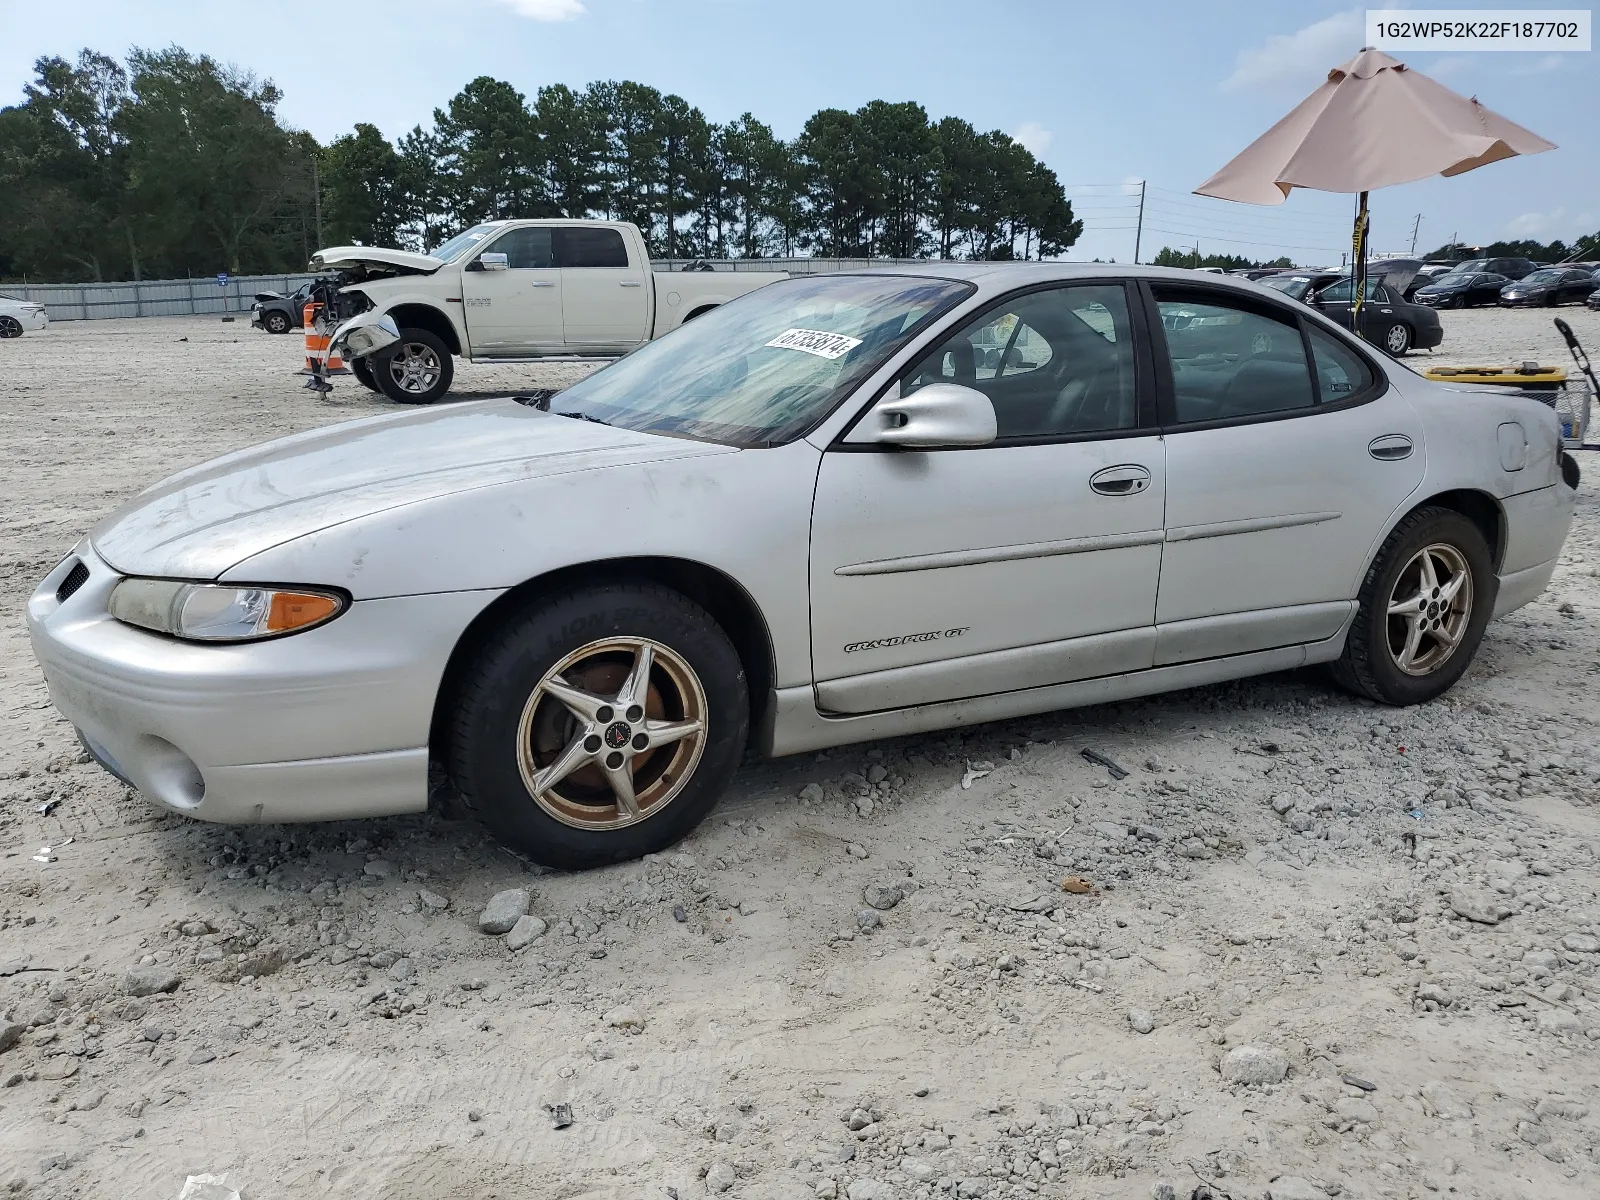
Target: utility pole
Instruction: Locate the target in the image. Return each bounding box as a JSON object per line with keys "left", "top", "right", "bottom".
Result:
{"left": 312, "top": 156, "right": 323, "bottom": 250}
{"left": 1193, "top": 242, "right": 1199, "bottom": 269}
{"left": 1409, "top": 213, "right": 1422, "bottom": 256}
{"left": 1133, "top": 180, "right": 1146, "bottom": 265}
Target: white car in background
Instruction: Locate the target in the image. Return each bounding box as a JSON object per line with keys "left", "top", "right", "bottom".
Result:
{"left": 28, "top": 265, "right": 1577, "bottom": 870}
{"left": 0, "top": 293, "right": 49, "bottom": 337}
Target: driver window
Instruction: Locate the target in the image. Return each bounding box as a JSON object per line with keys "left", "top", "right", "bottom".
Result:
{"left": 902, "top": 284, "right": 1136, "bottom": 439}
{"left": 489, "top": 227, "right": 555, "bottom": 270}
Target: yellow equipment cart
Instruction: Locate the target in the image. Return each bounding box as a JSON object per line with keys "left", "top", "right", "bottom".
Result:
{"left": 1422, "top": 318, "right": 1599, "bottom": 450}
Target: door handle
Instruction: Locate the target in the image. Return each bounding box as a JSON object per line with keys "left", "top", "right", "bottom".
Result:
{"left": 529, "top": 281, "right": 555, "bottom": 288}
{"left": 1368, "top": 434, "right": 1413, "bottom": 460}
{"left": 1089, "top": 464, "right": 1152, "bottom": 496}
{"left": 620, "top": 280, "right": 643, "bottom": 288}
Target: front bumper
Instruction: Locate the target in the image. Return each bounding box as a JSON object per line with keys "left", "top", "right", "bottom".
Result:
{"left": 26, "top": 543, "right": 500, "bottom": 823}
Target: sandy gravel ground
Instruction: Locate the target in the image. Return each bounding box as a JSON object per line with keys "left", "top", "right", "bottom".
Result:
{"left": 3, "top": 307, "right": 1600, "bottom": 1200}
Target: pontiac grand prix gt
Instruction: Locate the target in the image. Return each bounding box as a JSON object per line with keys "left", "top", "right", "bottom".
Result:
{"left": 28, "top": 265, "right": 1577, "bottom": 868}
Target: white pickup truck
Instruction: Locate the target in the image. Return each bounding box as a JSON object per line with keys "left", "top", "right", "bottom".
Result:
{"left": 309, "top": 219, "right": 787, "bottom": 404}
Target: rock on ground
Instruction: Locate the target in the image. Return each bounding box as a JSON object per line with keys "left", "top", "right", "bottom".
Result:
{"left": 1221, "top": 1045, "right": 1290, "bottom": 1085}
{"left": 478, "top": 888, "right": 530, "bottom": 934}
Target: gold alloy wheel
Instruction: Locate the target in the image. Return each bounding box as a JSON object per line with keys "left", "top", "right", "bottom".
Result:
{"left": 515, "top": 637, "right": 707, "bottom": 831}
{"left": 1385, "top": 542, "right": 1473, "bottom": 676}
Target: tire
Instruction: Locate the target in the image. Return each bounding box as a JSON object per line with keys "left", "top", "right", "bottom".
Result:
{"left": 0, "top": 315, "right": 21, "bottom": 338}
{"left": 262, "top": 309, "right": 292, "bottom": 335}
{"left": 1330, "top": 506, "right": 1495, "bottom": 706}
{"left": 350, "top": 356, "right": 380, "bottom": 392}
{"left": 447, "top": 582, "right": 749, "bottom": 870}
{"left": 1449, "top": 295, "right": 1465, "bottom": 310}
{"left": 374, "top": 328, "right": 453, "bottom": 404}
{"left": 1383, "top": 322, "right": 1412, "bottom": 356}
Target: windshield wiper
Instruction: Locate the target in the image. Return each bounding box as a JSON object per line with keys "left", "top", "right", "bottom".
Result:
{"left": 555, "top": 410, "right": 613, "bottom": 427}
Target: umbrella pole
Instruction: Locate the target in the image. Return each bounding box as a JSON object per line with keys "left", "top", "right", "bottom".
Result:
{"left": 1351, "top": 190, "right": 1369, "bottom": 341}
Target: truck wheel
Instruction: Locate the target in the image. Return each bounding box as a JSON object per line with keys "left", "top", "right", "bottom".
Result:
{"left": 375, "top": 329, "right": 453, "bottom": 404}
{"left": 447, "top": 582, "right": 749, "bottom": 870}
{"left": 1329, "top": 506, "right": 1494, "bottom": 706}
{"left": 351, "top": 356, "right": 380, "bottom": 393}
{"left": 263, "top": 310, "right": 292, "bottom": 335}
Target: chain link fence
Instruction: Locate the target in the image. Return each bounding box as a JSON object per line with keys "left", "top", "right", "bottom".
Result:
{"left": 4, "top": 259, "right": 927, "bottom": 322}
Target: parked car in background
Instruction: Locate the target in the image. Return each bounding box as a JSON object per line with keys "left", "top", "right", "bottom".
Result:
{"left": 308, "top": 219, "right": 787, "bottom": 404}
{"left": 1262, "top": 273, "right": 1442, "bottom": 355}
{"left": 0, "top": 293, "right": 49, "bottom": 337}
{"left": 251, "top": 282, "right": 312, "bottom": 335}
{"left": 1413, "top": 271, "right": 1511, "bottom": 309}
{"left": 1412, "top": 262, "right": 1459, "bottom": 287}
{"left": 27, "top": 264, "right": 1575, "bottom": 868}
{"left": 1499, "top": 267, "right": 1599, "bottom": 307}
{"left": 1585, "top": 270, "right": 1600, "bottom": 310}
{"left": 1441, "top": 256, "right": 1539, "bottom": 282}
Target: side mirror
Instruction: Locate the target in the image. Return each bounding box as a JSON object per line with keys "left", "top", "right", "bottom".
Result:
{"left": 850, "top": 382, "right": 997, "bottom": 448}
{"left": 329, "top": 312, "right": 401, "bottom": 360}
{"left": 474, "top": 252, "right": 509, "bottom": 272}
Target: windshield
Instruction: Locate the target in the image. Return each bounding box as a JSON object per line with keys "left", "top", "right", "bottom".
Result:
{"left": 1445, "top": 260, "right": 1487, "bottom": 275}
{"left": 429, "top": 224, "right": 502, "bottom": 263}
{"left": 1522, "top": 269, "right": 1561, "bottom": 284}
{"left": 1262, "top": 276, "right": 1312, "bottom": 299}
{"left": 549, "top": 274, "right": 974, "bottom": 446}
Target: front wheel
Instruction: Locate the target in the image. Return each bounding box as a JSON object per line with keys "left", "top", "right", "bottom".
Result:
{"left": 375, "top": 328, "right": 453, "bottom": 404}
{"left": 447, "top": 583, "right": 749, "bottom": 870}
{"left": 263, "top": 309, "right": 292, "bottom": 335}
{"left": 1383, "top": 322, "right": 1412, "bottom": 355}
{"left": 1330, "top": 506, "right": 1494, "bottom": 705}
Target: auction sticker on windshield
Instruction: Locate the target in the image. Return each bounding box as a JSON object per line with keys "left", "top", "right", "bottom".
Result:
{"left": 765, "top": 328, "right": 864, "bottom": 359}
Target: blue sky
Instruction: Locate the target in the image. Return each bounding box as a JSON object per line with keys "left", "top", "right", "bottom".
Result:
{"left": 2, "top": 0, "right": 1595, "bottom": 264}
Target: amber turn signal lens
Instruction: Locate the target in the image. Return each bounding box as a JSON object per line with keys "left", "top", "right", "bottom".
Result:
{"left": 266, "top": 591, "right": 343, "bottom": 633}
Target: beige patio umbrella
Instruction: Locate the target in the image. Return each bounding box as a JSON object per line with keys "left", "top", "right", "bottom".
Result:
{"left": 1195, "top": 48, "right": 1555, "bottom": 335}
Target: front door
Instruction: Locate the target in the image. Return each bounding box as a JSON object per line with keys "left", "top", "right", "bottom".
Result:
{"left": 1149, "top": 285, "right": 1424, "bottom": 664}
{"left": 556, "top": 225, "right": 650, "bottom": 349}
{"left": 810, "top": 281, "right": 1167, "bottom": 714}
{"left": 461, "top": 226, "right": 564, "bottom": 357}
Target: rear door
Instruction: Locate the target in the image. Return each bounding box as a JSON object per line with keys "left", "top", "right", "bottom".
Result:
{"left": 460, "top": 226, "right": 563, "bottom": 356}
{"left": 1148, "top": 285, "right": 1424, "bottom": 663}
{"left": 557, "top": 226, "right": 650, "bottom": 349}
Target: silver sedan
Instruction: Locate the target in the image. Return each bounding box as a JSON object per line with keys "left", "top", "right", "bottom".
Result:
{"left": 28, "top": 265, "right": 1577, "bottom": 868}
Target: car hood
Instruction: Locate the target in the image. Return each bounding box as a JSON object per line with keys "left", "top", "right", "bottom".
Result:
{"left": 308, "top": 245, "right": 444, "bottom": 273}
{"left": 92, "top": 402, "right": 736, "bottom": 580}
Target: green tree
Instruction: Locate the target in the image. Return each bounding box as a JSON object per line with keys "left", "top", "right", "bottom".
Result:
{"left": 321, "top": 122, "right": 409, "bottom": 247}
{"left": 119, "top": 46, "right": 309, "bottom": 274}
{"left": 431, "top": 76, "right": 545, "bottom": 225}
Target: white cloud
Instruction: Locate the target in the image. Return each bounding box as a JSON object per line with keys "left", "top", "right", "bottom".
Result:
{"left": 493, "top": 0, "right": 586, "bottom": 21}
{"left": 1220, "top": 8, "right": 1364, "bottom": 93}
{"left": 1012, "top": 122, "right": 1052, "bottom": 155}
{"left": 1507, "top": 208, "right": 1564, "bottom": 237}
{"left": 1512, "top": 53, "right": 1566, "bottom": 75}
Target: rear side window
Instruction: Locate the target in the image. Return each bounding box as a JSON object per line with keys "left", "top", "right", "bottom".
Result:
{"left": 556, "top": 227, "right": 629, "bottom": 268}
{"left": 1307, "top": 327, "right": 1374, "bottom": 402}
{"left": 1155, "top": 292, "right": 1314, "bottom": 423}
{"left": 490, "top": 227, "right": 554, "bottom": 269}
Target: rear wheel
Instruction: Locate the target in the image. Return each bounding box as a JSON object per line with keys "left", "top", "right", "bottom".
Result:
{"left": 1330, "top": 506, "right": 1494, "bottom": 705}
{"left": 0, "top": 315, "right": 22, "bottom": 338}
{"left": 1383, "top": 322, "right": 1412, "bottom": 355}
{"left": 375, "top": 328, "right": 453, "bottom": 404}
{"left": 263, "top": 309, "right": 292, "bottom": 335}
{"left": 447, "top": 583, "right": 749, "bottom": 870}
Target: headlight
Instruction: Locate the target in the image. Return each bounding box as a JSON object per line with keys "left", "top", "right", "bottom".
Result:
{"left": 108, "top": 579, "right": 346, "bottom": 642}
